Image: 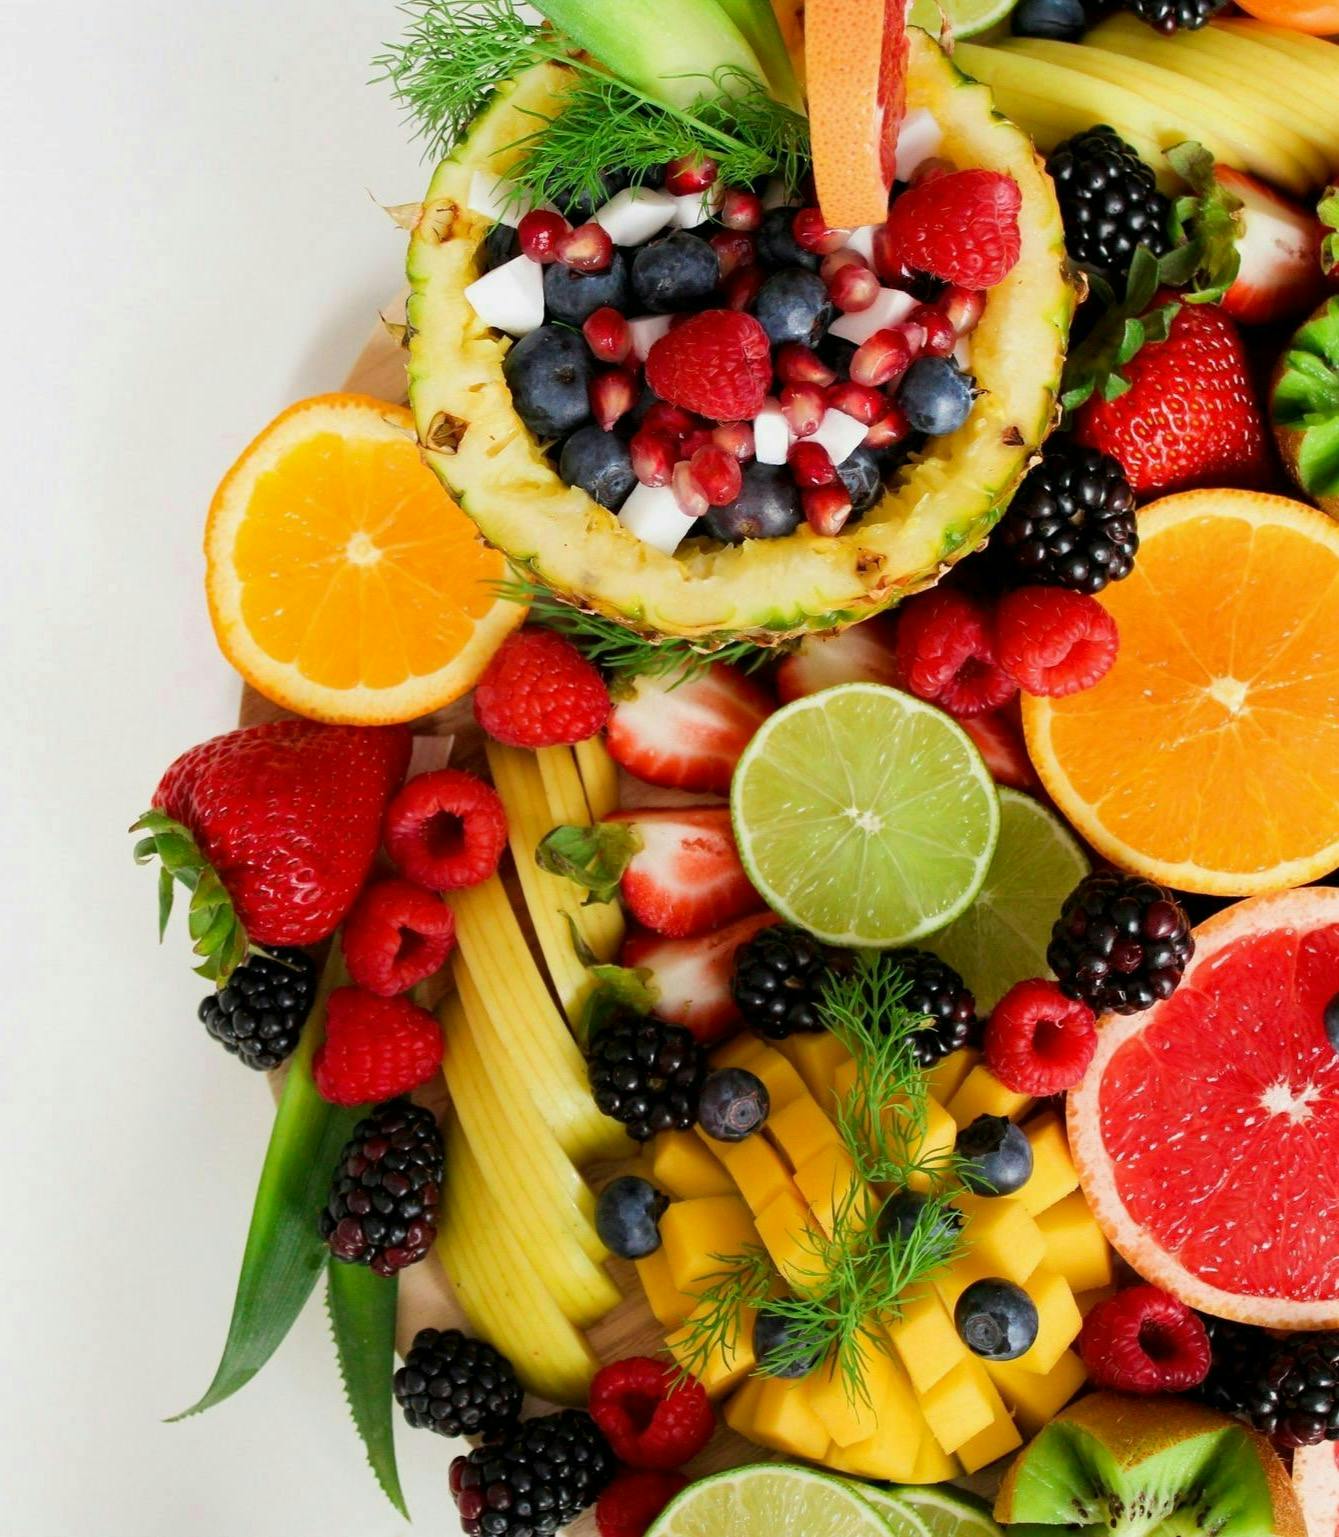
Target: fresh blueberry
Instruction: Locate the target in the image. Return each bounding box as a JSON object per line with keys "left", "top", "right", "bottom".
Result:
{"left": 758, "top": 206, "right": 821, "bottom": 272}
{"left": 561, "top": 167, "right": 630, "bottom": 225}
{"left": 543, "top": 249, "right": 632, "bottom": 325}
{"left": 558, "top": 426, "right": 636, "bottom": 510}
{"left": 697, "top": 1068, "right": 770, "bottom": 1142}
{"left": 754, "top": 1309, "right": 821, "bottom": 1378}
{"left": 956, "top": 1114, "right": 1034, "bottom": 1196}
{"left": 755, "top": 270, "right": 833, "bottom": 348}
{"left": 704, "top": 462, "right": 804, "bottom": 543}
{"left": 481, "top": 221, "right": 521, "bottom": 272}
{"left": 1011, "top": 0, "right": 1087, "bottom": 39}
{"left": 836, "top": 446, "right": 885, "bottom": 515}
{"left": 1326, "top": 992, "right": 1339, "bottom": 1054}
{"left": 898, "top": 357, "right": 976, "bottom": 436}
{"left": 954, "top": 1278, "right": 1040, "bottom": 1361}
{"left": 631, "top": 232, "right": 720, "bottom": 313}
{"left": 595, "top": 1175, "right": 669, "bottom": 1260}
{"left": 502, "top": 324, "right": 595, "bottom": 439}
{"left": 878, "top": 1189, "right": 964, "bottom": 1247}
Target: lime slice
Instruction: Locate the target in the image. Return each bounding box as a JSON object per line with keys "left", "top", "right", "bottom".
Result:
{"left": 648, "top": 1463, "right": 891, "bottom": 1537}
{"left": 730, "top": 684, "right": 1000, "bottom": 948}
{"left": 908, "top": 0, "right": 1018, "bottom": 41}
{"left": 852, "top": 1484, "right": 934, "bottom": 1537}
{"left": 927, "top": 787, "right": 1089, "bottom": 1011}
{"left": 888, "top": 1483, "right": 1005, "bottom": 1537}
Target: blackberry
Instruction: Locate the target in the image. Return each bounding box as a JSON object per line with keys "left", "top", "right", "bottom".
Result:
{"left": 587, "top": 1013, "right": 706, "bottom": 1141}
{"left": 731, "top": 924, "right": 832, "bottom": 1039}
{"left": 1124, "top": 0, "right": 1228, "bottom": 31}
{"left": 320, "top": 1098, "right": 443, "bottom": 1276}
{"left": 994, "top": 440, "right": 1138, "bottom": 594}
{"left": 1048, "top": 127, "right": 1171, "bottom": 284}
{"left": 1048, "top": 872, "right": 1194, "bottom": 1016}
{"left": 450, "top": 1409, "right": 616, "bottom": 1537}
{"left": 887, "top": 949, "right": 980, "bottom": 1066}
{"left": 394, "top": 1328, "right": 523, "bottom": 1441}
{"left": 1200, "top": 1320, "right": 1339, "bottom": 1447}
{"left": 197, "top": 946, "right": 315, "bottom": 1070}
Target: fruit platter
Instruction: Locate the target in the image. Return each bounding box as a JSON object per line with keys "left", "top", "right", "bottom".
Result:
{"left": 134, "top": 1, "right": 1339, "bottom": 1534}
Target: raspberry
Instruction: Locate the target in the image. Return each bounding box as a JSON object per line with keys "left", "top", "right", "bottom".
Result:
{"left": 340, "top": 877, "right": 456, "bottom": 997}
{"left": 645, "top": 310, "right": 773, "bottom": 422}
{"left": 383, "top": 769, "right": 508, "bottom": 891}
{"left": 882, "top": 170, "right": 1023, "bottom": 290}
{"left": 1080, "top": 1285, "right": 1212, "bottom": 1394}
{"left": 597, "top": 1471, "right": 688, "bottom": 1537}
{"left": 984, "top": 978, "right": 1097, "bottom": 1093}
{"left": 313, "top": 988, "right": 443, "bottom": 1106}
{"left": 474, "top": 629, "right": 612, "bottom": 749}
{"left": 895, "top": 588, "right": 1018, "bottom": 717}
{"left": 588, "top": 1357, "right": 714, "bottom": 1470}
{"left": 995, "top": 586, "right": 1119, "bottom": 698}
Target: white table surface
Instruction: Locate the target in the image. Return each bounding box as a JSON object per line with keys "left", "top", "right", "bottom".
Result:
{"left": 1, "top": 2, "right": 469, "bottom": 1530}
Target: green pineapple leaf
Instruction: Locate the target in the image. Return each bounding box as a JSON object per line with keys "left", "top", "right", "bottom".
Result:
{"left": 326, "top": 1261, "right": 409, "bottom": 1520}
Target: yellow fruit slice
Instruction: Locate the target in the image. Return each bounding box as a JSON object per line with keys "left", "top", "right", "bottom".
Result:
{"left": 205, "top": 393, "right": 522, "bottom": 723}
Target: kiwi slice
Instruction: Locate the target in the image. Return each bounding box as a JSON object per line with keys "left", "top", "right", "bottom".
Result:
{"left": 995, "top": 1394, "right": 1305, "bottom": 1537}
{"left": 1271, "top": 295, "right": 1339, "bottom": 519}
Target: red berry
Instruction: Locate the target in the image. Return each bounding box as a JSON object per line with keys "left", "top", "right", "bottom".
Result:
{"left": 583, "top": 306, "right": 633, "bottom": 364}
{"left": 597, "top": 1471, "right": 688, "bottom": 1537}
{"left": 909, "top": 303, "right": 956, "bottom": 358}
{"left": 711, "top": 421, "right": 755, "bottom": 462}
{"left": 1079, "top": 1285, "right": 1212, "bottom": 1394}
{"left": 590, "top": 367, "right": 639, "bottom": 431}
{"left": 826, "top": 381, "right": 886, "bottom": 426}
{"left": 645, "top": 309, "right": 773, "bottom": 421}
{"left": 896, "top": 587, "right": 1018, "bottom": 717}
{"left": 719, "top": 188, "right": 763, "bottom": 231}
{"left": 803, "top": 484, "right": 853, "bottom": 536}
{"left": 664, "top": 153, "right": 719, "bottom": 194}
{"left": 558, "top": 221, "right": 614, "bottom": 272}
{"left": 690, "top": 443, "right": 743, "bottom": 506}
{"left": 828, "top": 262, "right": 880, "bottom": 313}
{"left": 941, "top": 284, "right": 985, "bottom": 336}
{"left": 679, "top": 427, "right": 714, "bottom": 460}
{"left": 820, "top": 249, "right": 866, "bottom": 283}
{"left": 474, "top": 629, "right": 612, "bottom": 749}
{"left": 709, "top": 230, "right": 756, "bottom": 279}
{"left": 780, "top": 382, "right": 826, "bottom": 439}
{"left": 788, "top": 440, "right": 837, "bottom": 488}
{"left": 865, "top": 403, "right": 911, "bottom": 449}
{"left": 792, "top": 206, "right": 849, "bottom": 255}
{"left": 643, "top": 402, "right": 696, "bottom": 441}
{"left": 383, "top": 768, "right": 509, "bottom": 891}
{"left": 517, "top": 208, "right": 570, "bottom": 263}
{"left": 312, "top": 987, "right": 443, "bottom": 1106}
{"left": 631, "top": 428, "right": 677, "bottom": 487}
{"left": 883, "top": 169, "right": 1022, "bottom": 290}
{"left": 340, "top": 877, "right": 456, "bottom": 998}
{"left": 994, "top": 587, "right": 1119, "bottom": 698}
{"left": 851, "top": 328, "right": 912, "bottom": 388}
{"left": 985, "top": 978, "right": 1097, "bottom": 1093}
{"left": 870, "top": 223, "right": 905, "bottom": 283}
{"left": 671, "top": 460, "right": 709, "bottom": 519}
{"left": 588, "top": 1357, "right": 715, "bottom": 1469}
{"left": 776, "top": 342, "right": 837, "bottom": 388}
{"left": 722, "top": 266, "right": 764, "bottom": 311}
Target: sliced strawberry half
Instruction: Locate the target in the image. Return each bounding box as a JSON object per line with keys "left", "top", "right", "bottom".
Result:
{"left": 960, "top": 708, "right": 1040, "bottom": 793}
{"left": 622, "top": 910, "right": 780, "bottom": 1044}
{"left": 775, "top": 615, "right": 901, "bottom": 703}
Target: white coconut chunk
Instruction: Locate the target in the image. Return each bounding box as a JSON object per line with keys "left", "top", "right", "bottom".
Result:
{"left": 463, "top": 254, "right": 545, "bottom": 336}
{"left": 845, "top": 226, "right": 881, "bottom": 265}
{"left": 594, "top": 186, "right": 678, "bottom": 246}
{"left": 894, "top": 108, "right": 944, "bottom": 184}
{"left": 668, "top": 183, "right": 726, "bottom": 230}
{"left": 467, "top": 171, "right": 554, "bottom": 228}
{"left": 761, "top": 178, "right": 790, "bottom": 211}
{"left": 627, "top": 314, "right": 674, "bottom": 362}
{"left": 953, "top": 336, "right": 972, "bottom": 371}
{"left": 810, "top": 409, "right": 868, "bottom": 466}
{"left": 830, "top": 286, "right": 919, "bottom": 345}
{"left": 753, "top": 399, "right": 793, "bottom": 466}
{"left": 618, "top": 483, "right": 699, "bottom": 555}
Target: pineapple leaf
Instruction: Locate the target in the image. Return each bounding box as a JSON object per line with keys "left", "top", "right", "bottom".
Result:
{"left": 326, "top": 1261, "right": 409, "bottom": 1521}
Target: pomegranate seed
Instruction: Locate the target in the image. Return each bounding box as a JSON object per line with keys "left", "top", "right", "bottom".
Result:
{"left": 712, "top": 421, "right": 755, "bottom": 462}
{"left": 820, "top": 249, "right": 868, "bottom": 284}
{"left": 710, "top": 231, "right": 757, "bottom": 279}
{"left": 582, "top": 306, "right": 633, "bottom": 365}
{"left": 643, "top": 402, "right": 697, "bottom": 441}
{"left": 631, "top": 428, "right": 676, "bottom": 487}
{"left": 865, "top": 403, "right": 911, "bottom": 450}
{"left": 941, "top": 284, "right": 985, "bottom": 336}
{"left": 719, "top": 188, "right": 764, "bottom": 231}
{"left": 780, "top": 383, "right": 826, "bottom": 439}
{"left": 804, "top": 484, "right": 853, "bottom": 536}
{"left": 517, "top": 209, "right": 570, "bottom": 264}
{"left": 671, "top": 460, "right": 709, "bottom": 519}
{"left": 909, "top": 303, "right": 956, "bottom": 358}
{"left": 665, "top": 153, "right": 719, "bottom": 194}
{"left": 828, "top": 262, "right": 880, "bottom": 313}
{"left": 690, "top": 444, "right": 743, "bottom": 506}
{"left": 722, "top": 267, "right": 764, "bottom": 311}
{"left": 871, "top": 224, "right": 905, "bottom": 284}
{"left": 851, "top": 329, "right": 913, "bottom": 388}
{"left": 788, "top": 440, "right": 837, "bottom": 488}
{"left": 558, "top": 222, "right": 613, "bottom": 272}
{"left": 679, "top": 427, "right": 715, "bottom": 460}
{"left": 776, "top": 343, "right": 837, "bottom": 388}
{"left": 792, "top": 207, "right": 849, "bottom": 255}
{"left": 896, "top": 318, "right": 927, "bottom": 359}
{"left": 826, "top": 381, "right": 887, "bottom": 426}
{"left": 589, "top": 368, "right": 638, "bottom": 431}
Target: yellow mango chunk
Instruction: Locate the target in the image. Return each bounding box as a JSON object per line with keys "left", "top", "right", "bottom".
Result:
{"left": 987, "top": 1348, "right": 1086, "bottom": 1435}
{"left": 793, "top": 1142, "right": 868, "bottom": 1237}
{"left": 956, "top": 1371, "right": 1022, "bottom": 1473}
{"left": 1037, "top": 1190, "right": 1116, "bottom": 1294}
{"left": 647, "top": 1130, "right": 735, "bottom": 1199}
{"left": 728, "top": 1376, "right": 832, "bottom": 1463}
{"left": 1018, "top": 1112, "right": 1080, "bottom": 1215}
{"left": 1077, "top": 1285, "right": 1117, "bottom": 1316}
{"left": 805, "top": 1330, "right": 921, "bottom": 1450}
{"left": 660, "top": 1196, "right": 759, "bottom": 1295}
{"left": 1007, "top": 1265, "right": 1083, "bottom": 1376}
{"left": 766, "top": 1092, "right": 843, "bottom": 1171}
{"left": 947, "top": 1064, "right": 1033, "bottom": 1128}
{"left": 774, "top": 1032, "right": 853, "bottom": 1107}
{"left": 635, "top": 1249, "right": 699, "bottom": 1331}
{"left": 667, "top": 1295, "right": 757, "bottom": 1398}
{"left": 714, "top": 1039, "right": 809, "bottom": 1112}
{"left": 925, "top": 1047, "right": 980, "bottom": 1105}
{"left": 710, "top": 1130, "right": 797, "bottom": 1215}
{"left": 919, "top": 1357, "right": 999, "bottom": 1454}
{"left": 825, "top": 1384, "right": 931, "bottom": 1482}
{"left": 755, "top": 1185, "right": 827, "bottom": 1292}
{"left": 887, "top": 1287, "right": 968, "bottom": 1394}
{"left": 905, "top": 1095, "right": 959, "bottom": 1191}
{"left": 938, "top": 1195, "right": 1046, "bottom": 1305}
{"left": 910, "top": 1432, "right": 961, "bottom": 1483}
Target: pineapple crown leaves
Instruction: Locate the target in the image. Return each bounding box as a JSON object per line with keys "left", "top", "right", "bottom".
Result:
{"left": 537, "top": 821, "right": 642, "bottom": 905}
{"left": 130, "top": 809, "right": 248, "bottom": 984}
{"left": 1166, "top": 140, "right": 1245, "bottom": 307}
{"left": 1320, "top": 185, "right": 1339, "bottom": 279}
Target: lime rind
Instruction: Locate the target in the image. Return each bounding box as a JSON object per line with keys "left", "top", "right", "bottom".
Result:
{"left": 888, "top": 1482, "right": 1004, "bottom": 1537}
{"left": 908, "top": 0, "right": 1019, "bottom": 41}
{"left": 648, "top": 1462, "right": 894, "bottom": 1537}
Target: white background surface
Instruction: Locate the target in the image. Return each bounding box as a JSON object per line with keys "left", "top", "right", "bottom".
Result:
{"left": 1, "top": 2, "right": 468, "bottom": 1531}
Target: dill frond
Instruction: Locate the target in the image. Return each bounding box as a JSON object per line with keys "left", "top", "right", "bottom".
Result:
{"left": 669, "top": 1246, "right": 774, "bottom": 1387}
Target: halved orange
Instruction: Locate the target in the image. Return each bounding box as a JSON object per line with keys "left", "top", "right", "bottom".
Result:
{"left": 205, "top": 394, "right": 523, "bottom": 724}
{"left": 1024, "top": 489, "right": 1339, "bottom": 894}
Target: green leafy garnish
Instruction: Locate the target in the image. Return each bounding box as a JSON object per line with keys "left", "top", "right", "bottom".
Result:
{"left": 130, "top": 809, "right": 249, "bottom": 983}
{"left": 326, "top": 1261, "right": 409, "bottom": 1520}
{"left": 1166, "top": 141, "right": 1245, "bottom": 307}
{"left": 537, "top": 821, "right": 641, "bottom": 904}
{"left": 1320, "top": 184, "right": 1339, "bottom": 279}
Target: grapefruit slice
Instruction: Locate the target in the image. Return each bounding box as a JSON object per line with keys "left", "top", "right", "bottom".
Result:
{"left": 806, "top": 0, "right": 907, "bottom": 229}
{"left": 1294, "top": 1441, "right": 1339, "bottom": 1537}
{"left": 1069, "top": 886, "right": 1339, "bottom": 1328}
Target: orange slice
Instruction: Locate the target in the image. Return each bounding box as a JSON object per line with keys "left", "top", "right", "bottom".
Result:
{"left": 205, "top": 394, "right": 522, "bottom": 724}
{"left": 1024, "top": 489, "right": 1339, "bottom": 895}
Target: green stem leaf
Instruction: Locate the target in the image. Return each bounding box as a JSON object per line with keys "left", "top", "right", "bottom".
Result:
{"left": 326, "top": 1261, "right": 409, "bottom": 1521}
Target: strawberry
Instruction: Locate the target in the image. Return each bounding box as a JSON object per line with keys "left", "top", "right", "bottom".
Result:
{"left": 1211, "top": 167, "right": 1326, "bottom": 326}
{"left": 538, "top": 807, "right": 764, "bottom": 939}
{"left": 880, "top": 170, "right": 1022, "bottom": 291}
{"left": 605, "top": 663, "right": 774, "bottom": 794}
{"left": 645, "top": 310, "right": 773, "bottom": 422}
{"left": 134, "top": 721, "right": 411, "bottom": 981}
{"left": 1073, "top": 296, "right": 1272, "bottom": 497}
{"left": 958, "top": 709, "right": 1040, "bottom": 794}
{"left": 621, "top": 911, "right": 780, "bottom": 1044}
{"left": 775, "top": 615, "right": 901, "bottom": 703}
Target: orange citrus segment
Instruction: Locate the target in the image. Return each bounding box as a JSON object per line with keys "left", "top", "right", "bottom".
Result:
{"left": 1024, "top": 490, "right": 1339, "bottom": 894}
{"left": 206, "top": 394, "right": 522, "bottom": 724}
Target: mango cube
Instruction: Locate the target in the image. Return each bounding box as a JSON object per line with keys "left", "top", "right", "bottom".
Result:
{"left": 667, "top": 1296, "right": 757, "bottom": 1398}
{"left": 804, "top": 1330, "right": 917, "bottom": 1449}
{"left": 727, "top": 1376, "right": 831, "bottom": 1462}
{"left": 918, "top": 1357, "right": 999, "bottom": 1454}
{"left": 956, "top": 1401, "right": 1022, "bottom": 1473}
{"left": 711, "top": 1130, "right": 798, "bottom": 1216}
{"left": 774, "top": 1033, "right": 853, "bottom": 1108}
{"left": 766, "top": 1091, "right": 842, "bottom": 1171}
{"left": 987, "top": 1348, "right": 1086, "bottom": 1435}
{"left": 824, "top": 1364, "right": 930, "bottom": 1482}
{"left": 938, "top": 1195, "right": 1045, "bottom": 1304}
{"left": 947, "top": 1064, "right": 1032, "bottom": 1128}
{"left": 910, "top": 1432, "right": 961, "bottom": 1483}
{"left": 793, "top": 1142, "right": 867, "bottom": 1237}
{"left": 646, "top": 1130, "right": 734, "bottom": 1199}
{"left": 925, "top": 1048, "right": 979, "bottom": 1105}
{"left": 1007, "top": 1265, "right": 1082, "bottom": 1376}
{"left": 1018, "top": 1112, "right": 1079, "bottom": 1215}
{"left": 754, "top": 1185, "right": 826, "bottom": 1292}
{"left": 660, "top": 1195, "right": 758, "bottom": 1295}
{"left": 635, "top": 1249, "right": 698, "bottom": 1330}
{"left": 905, "top": 1094, "right": 959, "bottom": 1192}
{"left": 887, "top": 1287, "right": 968, "bottom": 1394}
{"left": 715, "top": 1040, "right": 808, "bottom": 1112}
{"left": 1036, "top": 1190, "right": 1115, "bottom": 1293}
